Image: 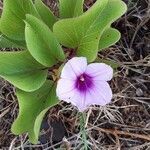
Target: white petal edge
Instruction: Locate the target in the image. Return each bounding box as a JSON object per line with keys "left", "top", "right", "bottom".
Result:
{"left": 85, "top": 63, "right": 113, "bottom": 81}
{"left": 56, "top": 79, "right": 88, "bottom": 112}
{"left": 61, "top": 57, "right": 87, "bottom": 80}
{"left": 85, "top": 81, "right": 112, "bottom": 107}
{"left": 56, "top": 78, "right": 75, "bottom": 100}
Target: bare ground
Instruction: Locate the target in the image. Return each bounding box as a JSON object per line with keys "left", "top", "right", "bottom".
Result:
{"left": 0, "top": 0, "right": 150, "bottom": 149}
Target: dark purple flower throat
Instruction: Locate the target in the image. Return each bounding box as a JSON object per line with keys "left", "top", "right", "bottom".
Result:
{"left": 75, "top": 73, "right": 93, "bottom": 92}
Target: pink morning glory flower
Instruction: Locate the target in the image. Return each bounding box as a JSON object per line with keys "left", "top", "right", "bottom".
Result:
{"left": 56, "top": 57, "right": 113, "bottom": 111}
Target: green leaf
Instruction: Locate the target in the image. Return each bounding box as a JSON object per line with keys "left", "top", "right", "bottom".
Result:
{"left": 0, "top": 50, "right": 48, "bottom": 92}
{"left": 25, "top": 14, "right": 65, "bottom": 67}
{"left": 0, "top": 33, "right": 25, "bottom": 48}
{"left": 11, "top": 80, "right": 59, "bottom": 144}
{"left": 0, "top": 34, "right": 19, "bottom": 48}
{"left": 59, "top": 0, "right": 84, "bottom": 18}
{"left": 34, "top": 0, "right": 57, "bottom": 29}
{"left": 99, "top": 27, "right": 121, "bottom": 50}
{"left": 0, "top": 0, "right": 39, "bottom": 41}
{"left": 53, "top": 0, "right": 127, "bottom": 62}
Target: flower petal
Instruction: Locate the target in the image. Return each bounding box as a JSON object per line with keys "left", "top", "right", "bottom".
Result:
{"left": 56, "top": 79, "right": 87, "bottom": 111}
{"left": 56, "top": 78, "right": 75, "bottom": 101}
{"left": 85, "top": 81, "right": 112, "bottom": 106}
{"left": 61, "top": 57, "right": 87, "bottom": 80}
{"left": 56, "top": 78, "right": 80, "bottom": 106}
{"left": 70, "top": 92, "right": 87, "bottom": 111}
{"left": 85, "top": 63, "right": 113, "bottom": 81}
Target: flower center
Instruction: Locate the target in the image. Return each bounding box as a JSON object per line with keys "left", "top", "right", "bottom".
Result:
{"left": 75, "top": 73, "right": 93, "bottom": 92}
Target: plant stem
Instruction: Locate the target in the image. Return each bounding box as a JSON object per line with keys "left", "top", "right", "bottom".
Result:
{"left": 79, "top": 112, "right": 88, "bottom": 150}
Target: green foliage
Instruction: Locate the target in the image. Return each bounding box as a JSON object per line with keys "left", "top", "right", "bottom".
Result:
{"left": 59, "top": 0, "right": 84, "bottom": 18}
{"left": 0, "top": 51, "right": 47, "bottom": 92}
{"left": 11, "top": 81, "right": 59, "bottom": 144}
{"left": 0, "top": 34, "right": 20, "bottom": 48}
{"left": 99, "top": 27, "right": 121, "bottom": 50}
{"left": 0, "top": 0, "right": 127, "bottom": 144}
{"left": 0, "top": 0, "right": 39, "bottom": 41}
{"left": 0, "top": 33, "right": 26, "bottom": 48}
{"left": 34, "top": 0, "right": 57, "bottom": 29}
{"left": 53, "top": 0, "right": 127, "bottom": 62}
{"left": 25, "top": 14, "right": 65, "bottom": 67}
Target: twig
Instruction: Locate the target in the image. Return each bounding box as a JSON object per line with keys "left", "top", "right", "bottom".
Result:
{"left": 88, "top": 123, "right": 150, "bottom": 141}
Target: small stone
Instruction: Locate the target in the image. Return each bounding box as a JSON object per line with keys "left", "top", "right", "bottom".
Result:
{"left": 136, "top": 88, "right": 144, "bottom": 97}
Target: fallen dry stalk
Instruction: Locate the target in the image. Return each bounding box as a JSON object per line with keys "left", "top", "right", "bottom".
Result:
{"left": 88, "top": 123, "right": 150, "bottom": 141}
